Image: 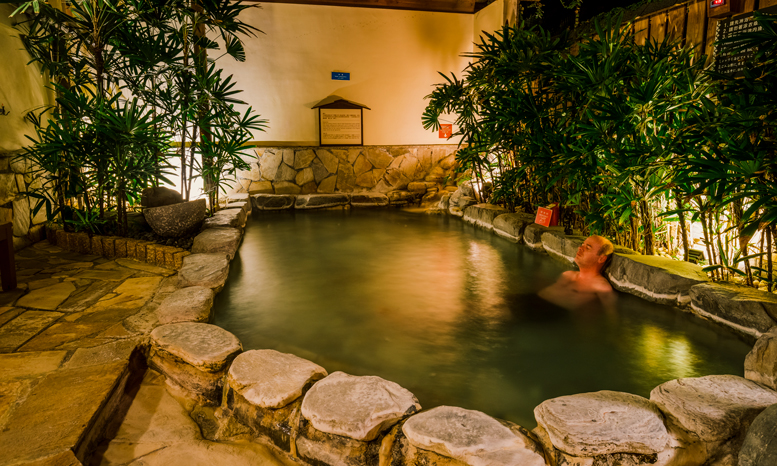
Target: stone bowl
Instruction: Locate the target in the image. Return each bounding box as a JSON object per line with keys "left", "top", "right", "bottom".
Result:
{"left": 143, "top": 199, "right": 206, "bottom": 238}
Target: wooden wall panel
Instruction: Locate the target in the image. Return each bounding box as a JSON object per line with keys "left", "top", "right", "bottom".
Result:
{"left": 744, "top": 0, "right": 757, "bottom": 12}
{"left": 650, "top": 11, "right": 668, "bottom": 43}
{"left": 705, "top": 17, "right": 720, "bottom": 64}
{"left": 762, "top": 0, "right": 777, "bottom": 7}
{"left": 686, "top": 0, "right": 707, "bottom": 52}
{"left": 667, "top": 6, "right": 687, "bottom": 45}
{"left": 634, "top": 17, "right": 650, "bottom": 46}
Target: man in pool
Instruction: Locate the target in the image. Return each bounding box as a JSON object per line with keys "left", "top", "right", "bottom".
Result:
{"left": 538, "top": 235, "right": 617, "bottom": 311}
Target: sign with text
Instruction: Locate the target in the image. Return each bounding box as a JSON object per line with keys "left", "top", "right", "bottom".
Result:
{"left": 320, "top": 108, "right": 363, "bottom": 145}
{"left": 439, "top": 124, "right": 452, "bottom": 139}
{"left": 535, "top": 207, "right": 553, "bottom": 227}
{"left": 332, "top": 72, "right": 350, "bottom": 81}
{"left": 714, "top": 5, "right": 777, "bottom": 77}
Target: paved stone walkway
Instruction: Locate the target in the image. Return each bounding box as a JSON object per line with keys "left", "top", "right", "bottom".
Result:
{"left": 0, "top": 240, "right": 191, "bottom": 465}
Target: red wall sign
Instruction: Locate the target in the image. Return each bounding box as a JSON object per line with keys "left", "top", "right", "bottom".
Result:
{"left": 439, "top": 124, "right": 452, "bottom": 139}
{"left": 535, "top": 205, "right": 560, "bottom": 227}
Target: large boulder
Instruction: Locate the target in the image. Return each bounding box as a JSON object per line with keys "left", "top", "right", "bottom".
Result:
{"left": 523, "top": 224, "right": 564, "bottom": 252}
{"left": 141, "top": 186, "right": 184, "bottom": 208}
{"left": 690, "top": 283, "right": 777, "bottom": 339}
{"left": 650, "top": 375, "right": 777, "bottom": 465}
{"left": 493, "top": 213, "right": 535, "bottom": 243}
{"left": 144, "top": 199, "right": 206, "bottom": 238}
{"left": 178, "top": 253, "right": 230, "bottom": 291}
{"left": 300, "top": 371, "right": 421, "bottom": 442}
{"left": 739, "top": 404, "right": 777, "bottom": 466}
{"left": 295, "top": 194, "right": 350, "bottom": 210}
{"left": 225, "top": 350, "right": 327, "bottom": 451}
{"left": 251, "top": 194, "right": 296, "bottom": 211}
{"left": 534, "top": 391, "right": 668, "bottom": 457}
{"left": 156, "top": 286, "right": 215, "bottom": 324}
{"left": 462, "top": 204, "right": 510, "bottom": 231}
{"left": 403, "top": 406, "right": 546, "bottom": 466}
{"left": 191, "top": 228, "right": 242, "bottom": 260}
{"left": 541, "top": 232, "right": 586, "bottom": 265}
{"left": 149, "top": 322, "right": 242, "bottom": 405}
{"left": 745, "top": 329, "right": 777, "bottom": 390}
{"left": 605, "top": 253, "right": 709, "bottom": 307}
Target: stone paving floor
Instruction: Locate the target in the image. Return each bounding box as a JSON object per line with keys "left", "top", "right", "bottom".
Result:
{"left": 0, "top": 240, "right": 290, "bottom": 465}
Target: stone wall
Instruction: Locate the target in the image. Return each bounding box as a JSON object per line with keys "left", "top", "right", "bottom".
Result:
{"left": 0, "top": 150, "right": 48, "bottom": 250}
{"left": 230, "top": 145, "right": 459, "bottom": 197}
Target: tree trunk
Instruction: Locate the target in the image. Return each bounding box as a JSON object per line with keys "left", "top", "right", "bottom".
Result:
{"left": 675, "top": 193, "right": 689, "bottom": 261}
{"left": 640, "top": 199, "right": 655, "bottom": 255}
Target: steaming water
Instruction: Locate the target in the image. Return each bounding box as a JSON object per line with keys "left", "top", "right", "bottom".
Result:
{"left": 213, "top": 208, "right": 751, "bottom": 427}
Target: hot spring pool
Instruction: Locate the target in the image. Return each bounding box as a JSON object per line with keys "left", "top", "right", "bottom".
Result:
{"left": 213, "top": 208, "right": 751, "bottom": 427}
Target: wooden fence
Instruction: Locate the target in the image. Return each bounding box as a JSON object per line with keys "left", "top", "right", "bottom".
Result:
{"left": 630, "top": 0, "right": 777, "bottom": 60}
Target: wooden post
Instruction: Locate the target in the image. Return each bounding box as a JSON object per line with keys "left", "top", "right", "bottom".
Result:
{"left": 0, "top": 223, "right": 17, "bottom": 291}
{"left": 505, "top": 0, "right": 519, "bottom": 27}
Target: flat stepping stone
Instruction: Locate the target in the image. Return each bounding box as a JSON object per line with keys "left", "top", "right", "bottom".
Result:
{"left": 192, "top": 228, "right": 242, "bottom": 260}
{"left": 462, "top": 204, "right": 509, "bottom": 231}
{"left": 534, "top": 390, "right": 668, "bottom": 456}
{"left": 690, "top": 282, "right": 777, "bottom": 336}
{"left": 606, "top": 254, "right": 709, "bottom": 307}
{"left": 301, "top": 371, "right": 421, "bottom": 441}
{"left": 523, "top": 223, "right": 564, "bottom": 250}
{"left": 228, "top": 349, "right": 327, "bottom": 409}
{"left": 149, "top": 323, "right": 242, "bottom": 405}
{"left": 493, "top": 213, "right": 535, "bottom": 243}
{"left": 150, "top": 323, "right": 242, "bottom": 373}
{"left": 16, "top": 282, "right": 76, "bottom": 310}
{"left": 156, "top": 286, "right": 215, "bottom": 324}
{"left": 179, "top": 253, "right": 230, "bottom": 291}
{"left": 350, "top": 193, "right": 389, "bottom": 208}
{"left": 403, "top": 406, "right": 545, "bottom": 466}
{"left": 650, "top": 375, "right": 777, "bottom": 442}
{"left": 295, "top": 194, "right": 350, "bottom": 210}
{"left": 252, "top": 194, "right": 296, "bottom": 211}
{"left": 203, "top": 208, "right": 246, "bottom": 230}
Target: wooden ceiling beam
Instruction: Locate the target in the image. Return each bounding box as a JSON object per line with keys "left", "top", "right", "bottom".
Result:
{"left": 249, "top": 0, "right": 477, "bottom": 14}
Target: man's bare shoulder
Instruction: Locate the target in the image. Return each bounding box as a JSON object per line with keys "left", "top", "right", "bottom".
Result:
{"left": 591, "top": 275, "right": 614, "bottom": 293}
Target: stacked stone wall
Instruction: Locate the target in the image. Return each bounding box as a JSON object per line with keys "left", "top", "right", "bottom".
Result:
{"left": 230, "top": 145, "right": 459, "bottom": 197}
{"left": 0, "top": 151, "right": 49, "bottom": 250}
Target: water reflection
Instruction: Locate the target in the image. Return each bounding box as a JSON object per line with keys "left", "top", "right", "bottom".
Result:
{"left": 214, "top": 209, "right": 751, "bottom": 428}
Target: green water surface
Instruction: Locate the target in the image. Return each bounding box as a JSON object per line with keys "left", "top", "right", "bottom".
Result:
{"left": 213, "top": 208, "right": 751, "bottom": 428}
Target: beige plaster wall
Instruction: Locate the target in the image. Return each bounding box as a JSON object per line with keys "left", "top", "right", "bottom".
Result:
{"left": 474, "top": 0, "right": 504, "bottom": 43}
{"left": 0, "top": 5, "right": 50, "bottom": 152}
{"left": 221, "top": 4, "right": 473, "bottom": 146}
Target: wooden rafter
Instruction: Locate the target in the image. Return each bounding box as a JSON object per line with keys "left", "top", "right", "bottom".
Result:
{"left": 249, "top": 0, "right": 477, "bottom": 14}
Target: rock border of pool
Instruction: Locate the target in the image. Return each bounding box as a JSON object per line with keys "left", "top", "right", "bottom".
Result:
{"left": 29, "top": 191, "right": 777, "bottom": 465}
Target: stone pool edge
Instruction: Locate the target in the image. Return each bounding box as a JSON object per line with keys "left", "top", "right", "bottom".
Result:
{"left": 107, "top": 192, "right": 777, "bottom": 466}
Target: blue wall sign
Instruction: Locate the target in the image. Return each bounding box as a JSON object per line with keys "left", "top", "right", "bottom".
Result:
{"left": 331, "top": 72, "right": 350, "bottom": 81}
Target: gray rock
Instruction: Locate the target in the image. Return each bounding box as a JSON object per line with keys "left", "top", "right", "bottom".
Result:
{"left": 247, "top": 180, "right": 274, "bottom": 194}
{"left": 739, "top": 403, "right": 777, "bottom": 466}
{"left": 493, "top": 213, "right": 536, "bottom": 243}
{"left": 300, "top": 371, "right": 421, "bottom": 441}
{"left": 462, "top": 204, "right": 510, "bottom": 231}
{"left": 141, "top": 187, "right": 183, "bottom": 208}
{"left": 224, "top": 200, "right": 250, "bottom": 216}
{"left": 296, "top": 167, "right": 315, "bottom": 186}
{"left": 179, "top": 253, "right": 230, "bottom": 291}
{"left": 0, "top": 173, "right": 17, "bottom": 205}
{"left": 202, "top": 208, "right": 246, "bottom": 230}
{"left": 274, "top": 181, "right": 301, "bottom": 194}
{"left": 650, "top": 375, "right": 777, "bottom": 443}
{"left": 745, "top": 329, "right": 777, "bottom": 390}
{"left": 387, "top": 190, "right": 416, "bottom": 206}
{"left": 311, "top": 158, "right": 330, "bottom": 183}
{"left": 605, "top": 253, "right": 709, "bottom": 307}
{"left": 408, "top": 182, "right": 427, "bottom": 193}
{"left": 354, "top": 155, "right": 372, "bottom": 176}
{"left": 294, "top": 149, "right": 317, "bottom": 170}
{"left": 690, "top": 283, "right": 777, "bottom": 338}
{"left": 534, "top": 390, "right": 668, "bottom": 456}
{"left": 281, "top": 148, "right": 294, "bottom": 166}
{"left": 542, "top": 232, "right": 586, "bottom": 265}
{"left": 156, "top": 286, "right": 215, "bottom": 324}
{"left": 318, "top": 176, "right": 337, "bottom": 193}
{"left": 403, "top": 406, "right": 546, "bottom": 466}
{"left": 350, "top": 193, "right": 389, "bottom": 208}
{"left": 12, "top": 197, "right": 30, "bottom": 237}
{"left": 260, "top": 149, "right": 283, "bottom": 180}
{"left": 149, "top": 322, "right": 242, "bottom": 405}
{"left": 366, "top": 148, "right": 392, "bottom": 169}
{"left": 144, "top": 199, "right": 206, "bottom": 238}
{"left": 275, "top": 163, "right": 297, "bottom": 182}
{"left": 295, "top": 194, "right": 349, "bottom": 210}
{"left": 336, "top": 162, "right": 356, "bottom": 192}
{"left": 316, "top": 149, "right": 340, "bottom": 174}
{"left": 228, "top": 349, "right": 327, "bottom": 409}
{"left": 252, "top": 194, "right": 295, "bottom": 211}
{"left": 192, "top": 228, "right": 242, "bottom": 260}
{"left": 437, "top": 193, "right": 451, "bottom": 212}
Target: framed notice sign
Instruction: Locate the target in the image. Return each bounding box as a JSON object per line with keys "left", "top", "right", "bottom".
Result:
{"left": 312, "top": 96, "right": 370, "bottom": 147}
{"left": 320, "top": 108, "right": 362, "bottom": 145}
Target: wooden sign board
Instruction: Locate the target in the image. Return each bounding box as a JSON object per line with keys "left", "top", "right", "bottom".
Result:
{"left": 320, "top": 108, "right": 363, "bottom": 146}
{"left": 714, "top": 5, "right": 777, "bottom": 77}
